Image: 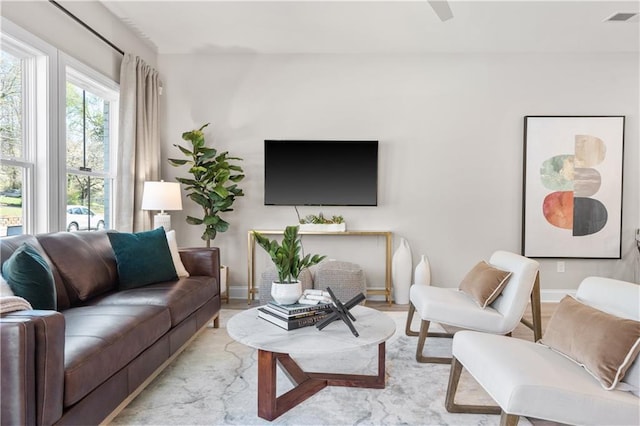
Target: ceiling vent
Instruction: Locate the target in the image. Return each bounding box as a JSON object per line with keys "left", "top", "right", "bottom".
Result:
{"left": 604, "top": 12, "right": 639, "bottom": 22}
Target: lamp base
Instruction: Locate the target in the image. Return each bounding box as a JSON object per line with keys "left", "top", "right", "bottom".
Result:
{"left": 153, "top": 213, "right": 171, "bottom": 231}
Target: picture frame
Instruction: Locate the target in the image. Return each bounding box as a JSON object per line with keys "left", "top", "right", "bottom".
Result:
{"left": 522, "top": 116, "right": 625, "bottom": 259}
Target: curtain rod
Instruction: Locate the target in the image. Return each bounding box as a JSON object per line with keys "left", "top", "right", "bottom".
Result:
{"left": 49, "top": 0, "right": 124, "bottom": 56}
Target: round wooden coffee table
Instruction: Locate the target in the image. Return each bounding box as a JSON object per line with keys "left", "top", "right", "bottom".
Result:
{"left": 227, "top": 305, "right": 396, "bottom": 421}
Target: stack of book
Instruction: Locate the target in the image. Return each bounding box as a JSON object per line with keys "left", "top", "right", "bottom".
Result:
{"left": 258, "top": 301, "right": 333, "bottom": 330}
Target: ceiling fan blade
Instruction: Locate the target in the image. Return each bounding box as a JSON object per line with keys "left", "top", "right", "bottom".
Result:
{"left": 428, "top": 0, "right": 454, "bottom": 22}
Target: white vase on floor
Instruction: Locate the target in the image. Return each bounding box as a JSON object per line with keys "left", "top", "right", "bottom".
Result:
{"left": 414, "top": 255, "right": 431, "bottom": 286}
{"left": 271, "top": 281, "right": 302, "bottom": 305}
{"left": 392, "top": 237, "right": 412, "bottom": 304}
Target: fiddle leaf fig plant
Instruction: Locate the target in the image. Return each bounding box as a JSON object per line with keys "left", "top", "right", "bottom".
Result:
{"left": 168, "top": 123, "right": 245, "bottom": 247}
{"left": 253, "top": 225, "right": 326, "bottom": 284}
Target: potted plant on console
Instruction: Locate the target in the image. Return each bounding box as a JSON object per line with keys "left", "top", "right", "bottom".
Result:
{"left": 169, "top": 123, "right": 245, "bottom": 301}
{"left": 253, "top": 225, "right": 326, "bottom": 305}
{"left": 299, "top": 213, "right": 346, "bottom": 232}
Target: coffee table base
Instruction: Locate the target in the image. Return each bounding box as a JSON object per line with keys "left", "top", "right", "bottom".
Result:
{"left": 257, "top": 342, "right": 386, "bottom": 421}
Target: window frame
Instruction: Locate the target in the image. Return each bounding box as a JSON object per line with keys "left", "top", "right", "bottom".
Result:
{"left": 58, "top": 53, "right": 119, "bottom": 232}
{"left": 1, "top": 17, "right": 119, "bottom": 234}
{"left": 0, "top": 19, "right": 58, "bottom": 234}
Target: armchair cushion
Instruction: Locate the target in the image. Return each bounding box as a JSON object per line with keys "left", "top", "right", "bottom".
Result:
{"left": 410, "top": 284, "right": 505, "bottom": 332}
{"left": 540, "top": 295, "right": 640, "bottom": 390}
{"left": 452, "top": 330, "right": 640, "bottom": 425}
{"left": 1, "top": 243, "right": 56, "bottom": 310}
{"left": 108, "top": 228, "right": 177, "bottom": 290}
{"left": 458, "top": 261, "right": 511, "bottom": 308}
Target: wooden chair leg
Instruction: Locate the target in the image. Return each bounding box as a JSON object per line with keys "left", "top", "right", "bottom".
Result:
{"left": 416, "top": 320, "right": 452, "bottom": 364}
{"left": 445, "top": 356, "right": 463, "bottom": 412}
{"left": 445, "top": 357, "right": 501, "bottom": 414}
{"left": 500, "top": 412, "right": 520, "bottom": 426}
{"left": 405, "top": 302, "right": 419, "bottom": 336}
{"left": 519, "top": 272, "right": 543, "bottom": 342}
{"left": 407, "top": 303, "right": 453, "bottom": 338}
{"left": 530, "top": 273, "right": 543, "bottom": 341}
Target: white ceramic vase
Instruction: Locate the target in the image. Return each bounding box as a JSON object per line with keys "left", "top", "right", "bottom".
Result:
{"left": 392, "top": 237, "right": 412, "bottom": 304}
{"left": 414, "top": 254, "right": 431, "bottom": 286}
{"left": 271, "top": 281, "right": 302, "bottom": 305}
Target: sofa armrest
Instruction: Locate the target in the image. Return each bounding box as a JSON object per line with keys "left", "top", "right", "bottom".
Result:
{"left": 179, "top": 247, "right": 221, "bottom": 279}
{"left": 1, "top": 311, "right": 65, "bottom": 426}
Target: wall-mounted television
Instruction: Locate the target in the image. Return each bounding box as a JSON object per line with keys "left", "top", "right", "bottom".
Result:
{"left": 264, "top": 140, "right": 378, "bottom": 206}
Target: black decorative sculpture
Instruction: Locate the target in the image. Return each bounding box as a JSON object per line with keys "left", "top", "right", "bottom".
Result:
{"left": 316, "top": 287, "right": 366, "bottom": 337}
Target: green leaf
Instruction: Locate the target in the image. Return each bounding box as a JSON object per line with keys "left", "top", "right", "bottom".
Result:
{"left": 212, "top": 185, "right": 229, "bottom": 198}
{"left": 203, "top": 215, "right": 219, "bottom": 225}
{"left": 176, "top": 144, "right": 193, "bottom": 157}
{"left": 168, "top": 158, "right": 188, "bottom": 166}
{"left": 203, "top": 227, "right": 217, "bottom": 241}
{"left": 186, "top": 216, "right": 204, "bottom": 225}
{"left": 214, "top": 219, "right": 229, "bottom": 232}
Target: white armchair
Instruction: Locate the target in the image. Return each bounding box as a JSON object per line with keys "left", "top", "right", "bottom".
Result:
{"left": 405, "top": 250, "right": 541, "bottom": 363}
{"left": 446, "top": 277, "right": 640, "bottom": 426}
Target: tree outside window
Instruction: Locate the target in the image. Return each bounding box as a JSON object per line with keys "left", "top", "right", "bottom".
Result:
{"left": 65, "top": 78, "right": 113, "bottom": 231}
{"left": 0, "top": 48, "right": 28, "bottom": 235}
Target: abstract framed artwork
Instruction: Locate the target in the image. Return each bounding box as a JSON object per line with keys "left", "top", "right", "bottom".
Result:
{"left": 522, "top": 116, "right": 625, "bottom": 259}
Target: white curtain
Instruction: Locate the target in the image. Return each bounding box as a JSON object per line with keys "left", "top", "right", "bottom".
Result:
{"left": 116, "top": 54, "right": 161, "bottom": 232}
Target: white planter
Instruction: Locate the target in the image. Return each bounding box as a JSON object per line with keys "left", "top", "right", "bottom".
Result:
{"left": 299, "top": 223, "right": 346, "bottom": 232}
{"left": 220, "top": 265, "right": 228, "bottom": 301}
{"left": 392, "top": 237, "right": 412, "bottom": 304}
{"left": 414, "top": 255, "right": 431, "bottom": 286}
{"left": 271, "top": 281, "right": 302, "bottom": 305}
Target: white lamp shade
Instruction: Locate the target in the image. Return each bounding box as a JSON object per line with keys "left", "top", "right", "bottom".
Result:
{"left": 141, "top": 181, "right": 183, "bottom": 211}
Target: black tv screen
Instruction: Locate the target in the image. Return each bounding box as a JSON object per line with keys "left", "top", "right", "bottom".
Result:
{"left": 264, "top": 140, "right": 378, "bottom": 206}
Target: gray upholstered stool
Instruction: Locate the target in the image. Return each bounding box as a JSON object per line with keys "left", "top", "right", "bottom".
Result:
{"left": 314, "top": 260, "right": 367, "bottom": 303}
{"left": 259, "top": 267, "right": 314, "bottom": 305}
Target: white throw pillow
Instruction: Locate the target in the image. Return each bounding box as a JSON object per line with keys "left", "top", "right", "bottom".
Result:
{"left": 165, "top": 230, "right": 190, "bottom": 277}
{"left": 0, "top": 275, "right": 15, "bottom": 297}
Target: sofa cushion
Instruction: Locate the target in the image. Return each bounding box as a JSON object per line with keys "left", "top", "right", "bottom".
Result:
{"left": 94, "top": 276, "right": 217, "bottom": 326}
{"left": 62, "top": 304, "right": 171, "bottom": 406}
{"left": 108, "top": 228, "right": 178, "bottom": 290}
{"left": 540, "top": 295, "right": 640, "bottom": 390}
{"left": 37, "top": 231, "right": 117, "bottom": 303}
{"left": 459, "top": 261, "right": 512, "bottom": 308}
{"left": 2, "top": 243, "right": 56, "bottom": 310}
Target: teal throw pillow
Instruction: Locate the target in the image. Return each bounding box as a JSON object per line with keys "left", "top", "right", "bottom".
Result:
{"left": 108, "top": 228, "right": 178, "bottom": 290}
{"left": 2, "top": 243, "right": 56, "bottom": 310}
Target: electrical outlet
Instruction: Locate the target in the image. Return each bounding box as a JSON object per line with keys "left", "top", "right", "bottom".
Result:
{"left": 557, "top": 261, "right": 565, "bottom": 273}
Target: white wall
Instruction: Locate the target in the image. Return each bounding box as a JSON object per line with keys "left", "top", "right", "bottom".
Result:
{"left": 1, "top": 0, "right": 157, "bottom": 82}
{"left": 159, "top": 52, "right": 639, "bottom": 300}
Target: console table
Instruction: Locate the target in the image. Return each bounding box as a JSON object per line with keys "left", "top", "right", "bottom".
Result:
{"left": 247, "top": 229, "right": 393, "bottom": 305}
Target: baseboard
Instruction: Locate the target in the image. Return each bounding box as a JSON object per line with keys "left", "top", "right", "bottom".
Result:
{"left": 230, "top": 286, "right": 575, "bottom": 304}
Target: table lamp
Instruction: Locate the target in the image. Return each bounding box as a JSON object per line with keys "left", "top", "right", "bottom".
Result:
{"left": 141, "top": 180, "right": 183, "bottom": 231}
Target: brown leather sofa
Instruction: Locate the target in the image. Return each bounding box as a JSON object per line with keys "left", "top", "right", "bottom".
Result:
{"left": 0, "top": 231, "right": 221, "bottom": 425}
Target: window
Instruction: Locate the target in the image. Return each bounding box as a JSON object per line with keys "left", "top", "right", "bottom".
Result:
{"left": 1, "top": 19, "right": 118, "bottom": 236}
{"left": 63, "top": 64, "right": 118, "bottom": 232}
{"left": 0, "top": 33, "right": 42, "bottom": 236}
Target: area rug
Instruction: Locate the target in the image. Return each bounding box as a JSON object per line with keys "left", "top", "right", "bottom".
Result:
{"left": 110, "top": 310, "right": 530, "bottom": 425}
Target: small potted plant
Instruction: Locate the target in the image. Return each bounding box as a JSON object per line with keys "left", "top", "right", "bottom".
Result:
{"left": 299, "top": 213, "right": 346, "bottom": 232}
{"left": 253, "top": 225, "right": 326, "bottom": 305}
